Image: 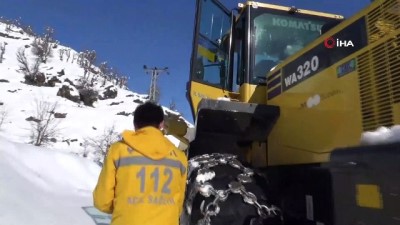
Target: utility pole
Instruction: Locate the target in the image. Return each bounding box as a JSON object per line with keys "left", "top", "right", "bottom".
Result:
{"left": 143, "top": 65, "right": 169, "bottom": 103}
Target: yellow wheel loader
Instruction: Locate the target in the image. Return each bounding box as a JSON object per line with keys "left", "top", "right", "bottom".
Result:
{"left": 178, "top": 0, "right": 400, "bottom": 224}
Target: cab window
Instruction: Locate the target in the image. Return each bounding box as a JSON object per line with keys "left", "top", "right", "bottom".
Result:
{"left": 251, "top": 10, "right": 337, "bottom": 83}
{"left": 192, "top": 0, "right": 230, "bottom": 87}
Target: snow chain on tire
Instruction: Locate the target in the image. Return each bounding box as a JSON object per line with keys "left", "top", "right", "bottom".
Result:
{"left": 184, "top": 153, "right": 281, "bottom": 225}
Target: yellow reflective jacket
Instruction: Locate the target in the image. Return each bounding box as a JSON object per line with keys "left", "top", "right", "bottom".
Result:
{"left": 93, "top": 126, "right": 188, "bottom": 225}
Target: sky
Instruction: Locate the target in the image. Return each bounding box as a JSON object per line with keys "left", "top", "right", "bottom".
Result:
{"left": 0, "top": 0, "right": 371, "bottom": 122}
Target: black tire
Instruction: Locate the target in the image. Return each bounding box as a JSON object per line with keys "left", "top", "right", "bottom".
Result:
{"left": 181, "top": 154, "right": 282, "bottom": 225}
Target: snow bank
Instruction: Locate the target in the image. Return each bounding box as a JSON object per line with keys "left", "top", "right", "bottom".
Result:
{"left": 0, "top": 137, "right": 107, "bottom": 225}
{"left": 0, "top": 136, "right": 100, "bottom": 194}
{"left": 360, "top": 125, "right": 400, "bottom": 145}
{"left": 217, "top": 97, "right": 231, "bottom": 101}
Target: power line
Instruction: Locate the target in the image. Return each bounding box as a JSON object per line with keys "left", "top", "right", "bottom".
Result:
{"left": 143, "top": 65, "right": 169, "bottom": 103}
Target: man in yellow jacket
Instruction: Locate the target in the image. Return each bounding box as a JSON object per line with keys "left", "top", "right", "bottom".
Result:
{"left": 93, "top": 102, "right": 188, "bottom": 225}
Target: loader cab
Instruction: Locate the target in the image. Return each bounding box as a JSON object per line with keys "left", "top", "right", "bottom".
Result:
{"left": 250, "top": 6, "right": 343, "bottom": 84}
{"left": 187, "top": 0, "right": 344, "bottom": 120}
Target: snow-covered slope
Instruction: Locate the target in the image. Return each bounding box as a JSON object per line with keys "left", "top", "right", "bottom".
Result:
{"left": 0, "top": 21, "right": 193, "bottom": 162}
{"left": 0, "top": 136, "right": 109, "bottom": 225}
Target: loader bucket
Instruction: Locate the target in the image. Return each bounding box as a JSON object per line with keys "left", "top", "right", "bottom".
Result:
{"left": 163, "top": 111, "right": 193, "bottom": 151}
{"left": 164, "top": 111, "right": 188, "bottom": 137}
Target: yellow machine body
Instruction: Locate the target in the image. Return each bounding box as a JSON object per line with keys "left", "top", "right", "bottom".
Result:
{"left": 187, "top": 0, "right": 400, "bottom": 166}
{"left": 184, "top": 1, "right": 400, "bottom": 224}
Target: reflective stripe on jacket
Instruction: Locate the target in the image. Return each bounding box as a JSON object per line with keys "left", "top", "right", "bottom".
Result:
{"left": 93, "top": 126, "right": 188, "bottom": 225}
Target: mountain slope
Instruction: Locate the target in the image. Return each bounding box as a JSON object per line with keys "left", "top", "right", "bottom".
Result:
{"left": 0, "top": 21, "right": 192, "bottom": 162}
